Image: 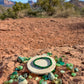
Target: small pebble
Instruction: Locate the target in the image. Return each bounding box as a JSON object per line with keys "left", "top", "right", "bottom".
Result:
{"left": 35, "top": 77, "right": 39, "bottom": 80}
{"left": 60, "top": 70, "right": 65, "bottom": 74}
{"left": 48, "top": 72, "right": 55, "bottom": 81}
{"left": 22, "top": 73, "right": 28, "bottom": 79}
{"left": 18, "top": 76, "right": 28, "bottom": 84}
{"left": 53, "top": 79, "right": 62, "bottom": 84}
{"left": 28, "top": 75, "right": 32, "bottom": 79}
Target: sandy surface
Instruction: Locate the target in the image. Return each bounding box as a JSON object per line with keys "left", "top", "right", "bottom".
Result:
{"left": 0, "top": 17, "right": 84, "bottom": 84}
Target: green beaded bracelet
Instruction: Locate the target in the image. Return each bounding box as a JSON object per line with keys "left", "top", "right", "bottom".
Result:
{"left": 33, "top": 57, "right": 52, "bottom": 69}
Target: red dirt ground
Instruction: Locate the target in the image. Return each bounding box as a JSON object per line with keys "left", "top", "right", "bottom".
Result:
{"left": 0, "top": 17, "right": 84, "bottom": 84}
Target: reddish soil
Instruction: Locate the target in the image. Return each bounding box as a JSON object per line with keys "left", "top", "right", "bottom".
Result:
{"left": 0, "top": 17, "right": 84, "bottom": 84}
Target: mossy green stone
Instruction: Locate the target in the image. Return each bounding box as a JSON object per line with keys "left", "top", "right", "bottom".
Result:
{"left": 71, "top": 73, "right": 76, "bottom": 77}
{"left": 4, "top": 81, "right": 9, "bottom": 84}
{"left": 10, "top": 75, "right": 15, "bottom": 79}
{"left": 18, "top": 66, "right": 23, "bottom": 70}
{"left": 8, "top": 79, "right": 13, "bottom": 83}
{"left": 54, "top": 74, "right": 59, "bottom": 77}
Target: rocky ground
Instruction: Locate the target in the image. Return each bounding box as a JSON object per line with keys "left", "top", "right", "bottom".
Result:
{"left": 0, "top": 17, "right": 84, "bottom": 84}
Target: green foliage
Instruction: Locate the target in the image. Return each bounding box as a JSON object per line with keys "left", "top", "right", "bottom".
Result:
{"left": 0, "top": 2, "right": 31, "bottom": 20}
{"left": 0, "top": 0, "right": 84, "bottom": 19}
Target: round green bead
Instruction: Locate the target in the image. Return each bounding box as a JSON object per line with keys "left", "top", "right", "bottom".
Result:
{"left": 66, "top": 64, "right": 70, "bottom": 67}
{"left": 71, "top": 73, "right": 76, "bottom": 77}
{"left": 54, "top": 74, "right": 59, "bottom": 77}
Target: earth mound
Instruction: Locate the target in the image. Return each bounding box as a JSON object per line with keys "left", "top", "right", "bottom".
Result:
{"left": 0, "top": 17, "right": 84, "bottom": 84}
